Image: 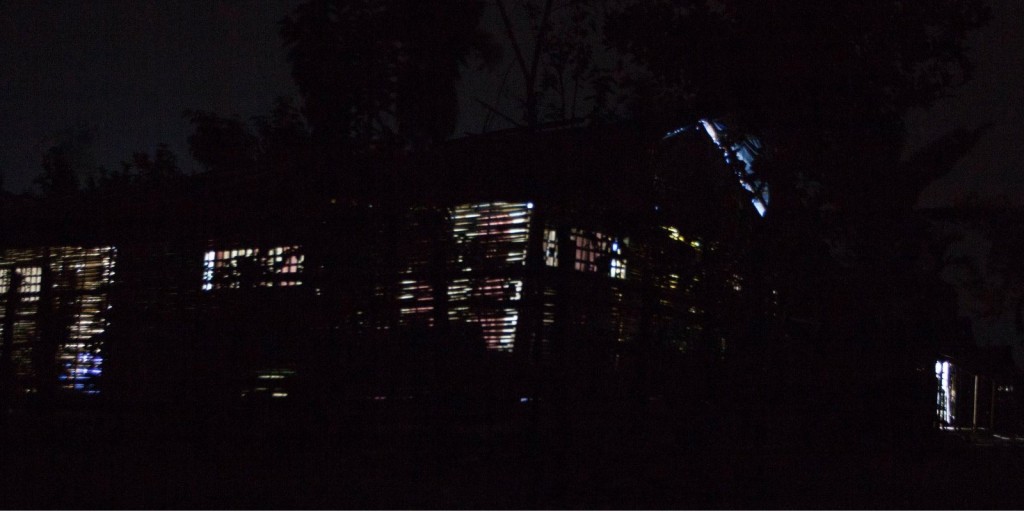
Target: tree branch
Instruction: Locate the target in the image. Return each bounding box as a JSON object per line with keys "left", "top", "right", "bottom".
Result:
{"left": 528, "top": 0, "right": 555, "bottom": 91}
{"left": 495, "top": 0, "right": 531, "bottom": 85}
{"left": 474, "top": 98, "right": 525, "bottom": 128}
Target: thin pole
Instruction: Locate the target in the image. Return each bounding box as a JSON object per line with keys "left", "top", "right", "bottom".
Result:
{"left": 972, "top": 374, "right": 979, "bottom": 431}
{"left": 991, "top": 380, "right": 996, "bottom": 431}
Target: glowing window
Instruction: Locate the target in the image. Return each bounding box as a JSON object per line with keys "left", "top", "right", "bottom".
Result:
{"left": 572, "top": 230, "right": 602, "bottom": 272}
{"left": 447, "top": 277, "right": 523, "bottom": 350}
{"left": 1, "top": 246, "right": 116, "bottom": 395}
{"left": 202, "top": 245, "right": 304, "bottom": 290}
{"left": 450, "top": 202, "right": 532, "bottom": 267}
{"left": 609, "top": 240, "right": 626, "bottom": 280}
{"left": 398, "top": 275, "right": 434, "bottom": 321}
{"left": 936, "top": 360, "right": 955, "bottom": 425}
{"left": 18, "top": 266, "right": 43, "bottom": 296}
{"left": 398, "top": 203, "right": 542, "bottom": 351}
{"left": 570, "top": 230, "right": 627, "bottom": 279}
{"left": 266, "top": 246, "right": 303, "bottom": 287}
{"left": 544, "top": 228, "right": 559, "bottom": 267}
{"left": 663, "top": 226, "right": 685, "bottom": 243}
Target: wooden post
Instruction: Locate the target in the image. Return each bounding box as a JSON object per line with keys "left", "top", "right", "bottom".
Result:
{"left": 972, "top": 374, "right": 979, "bottom": 432}
{"left": 991, "top": 380, "right": 996, "bottom": 431}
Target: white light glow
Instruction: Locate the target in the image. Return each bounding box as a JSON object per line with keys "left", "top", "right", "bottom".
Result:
{"left": 936, "top": 360, "right": 954, "bottom": 425}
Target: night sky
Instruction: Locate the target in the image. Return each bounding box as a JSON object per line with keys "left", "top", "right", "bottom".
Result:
{"left": 0, "top": 0, "right": 300, "bottom": 192}
{"left": 0, "top": 0, "right": 1021, "bottom": 202}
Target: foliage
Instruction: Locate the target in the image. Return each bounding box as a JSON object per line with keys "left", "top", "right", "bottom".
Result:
{"left": 34, "top": 123, "right": 99, "bottom": 197}
{"left": 184, "top": 97, "right": 313, "bottom": 178}
{"left": 184, "top": 110, "right": 260, "bottom": 174}
{"left": 90, "top": 144, "right": 184, "bottom": 191}
{"left": 251, "top": 97, "right": 313, "bottom": 172}
{"left": 481, "top": 0, "right": 632, "bottom": 128}
{"left": 605, "top": 0, "right": 989, "bottom": 212}
{"left": 280, "top": 0, "right": 499, "bottom": 148}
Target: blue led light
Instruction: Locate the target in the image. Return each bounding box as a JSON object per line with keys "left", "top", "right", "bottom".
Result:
{"left": 693, "top": 118, "right": 770, "bottom": 217}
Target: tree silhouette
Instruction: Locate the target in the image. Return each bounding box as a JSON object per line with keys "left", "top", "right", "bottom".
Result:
{"left": 34, "top": 123, "right": 99, "bottom": 198}
{"left": 92, "top": 144, "right": 184, "bottom": 191}
{"left": 280, "top": 0, "right": 499, "bottom": 148}
{"left": 483, "top": 0, "right": 631, "bottom": 129}
{"left": 605, "top": 0, "right": 989, "bottom": 213}
{"left": 184, "top": 110, "right": 260, "bottom": 175}
{"left": 251, "top": 97, "right": 313, "bottom": 175}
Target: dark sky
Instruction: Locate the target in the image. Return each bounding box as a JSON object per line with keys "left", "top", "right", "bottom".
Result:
{"left": 0, "top": 0, "right": 1021, "bottom": 201}
{"left": 0, "top": 0, "right": 299, "bottom": 192}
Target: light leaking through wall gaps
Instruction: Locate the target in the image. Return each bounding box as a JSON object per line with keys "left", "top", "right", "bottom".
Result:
{"left": 0, "top": 246, "right": 116, "bottom": 395}
{"left": 936, "top": 360, "right": 955, "bottom": 425}
{"left": 202, "top": 246, "right": 304, "bottom": 290}
{"left": 567, "top": 229, "right": 627, "bottom": 279}
{"left": 399, "top": 202, "right": 630, "bottom": 352}
{"left": 447, "top": 202, "right": 531, "bottom": 350}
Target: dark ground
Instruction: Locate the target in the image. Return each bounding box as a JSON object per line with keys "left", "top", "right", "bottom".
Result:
{"left": 2, "top": 399, "right": 1023, "bottom": 509}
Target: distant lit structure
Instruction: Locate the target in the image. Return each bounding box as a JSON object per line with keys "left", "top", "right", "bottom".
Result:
{"left": 0, "top": 121, "right": 768, "bottom": 402}
{"left": 934, "top": 352, "right": 1019, "bottom": 433}
{"left": 394, "top": 201, "right": 638, "bottom": 352}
